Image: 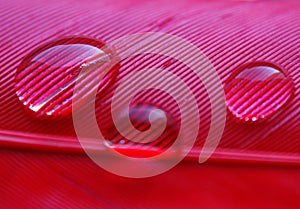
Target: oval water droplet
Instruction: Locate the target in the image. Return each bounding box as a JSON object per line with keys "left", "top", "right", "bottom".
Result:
{"left": 225, "top": 62, "right": 294, "bottom": 122}
{"left": 15, "top": 37, "right": 118, "bottom": 117}
{"left": 100, "top": 105, "right": 179, "bottom": 157}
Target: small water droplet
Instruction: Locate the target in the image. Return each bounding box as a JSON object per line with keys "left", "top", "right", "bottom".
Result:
{"left": 225, "top": 62, "right": 294, "bottom": 122}
{"left": 101, "top": 105, "right": 179, "bottom": 148}
{"left": 102, "top": 105, "right": 180, "bottom": 157}
{"left": 15, "top": 37, "right": 118, "bottom": 116}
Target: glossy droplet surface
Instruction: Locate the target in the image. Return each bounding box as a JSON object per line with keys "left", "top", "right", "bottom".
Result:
{"left": 15, "top": 37, "right": 117, "bottom": 116}
{"left": 225, "top": 62, "right": 294, "bottom": 122}
{"left": 101, "top": 105, "right": 179, "bottom": 157}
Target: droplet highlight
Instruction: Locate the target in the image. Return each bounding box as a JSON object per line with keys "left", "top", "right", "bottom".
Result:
{"left": 225, "top": 62, "right": 294, "bottom": 122}
{"left": 15, "top": 37, "right": 118, "bottom": 116}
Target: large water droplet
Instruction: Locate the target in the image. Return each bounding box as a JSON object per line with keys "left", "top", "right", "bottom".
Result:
{"left": 15, "top": 37, "right": 118, "bottom": 116}
{"left": 225, "top": 62, "right": 294, "bottom": 122}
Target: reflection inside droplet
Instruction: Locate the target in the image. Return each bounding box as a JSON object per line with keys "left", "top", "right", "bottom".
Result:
{"left": 15, "top": 37, "right": 118, "bottom": 116}
{"left": 225, "top": 62, "right": 294, "bottom": 122}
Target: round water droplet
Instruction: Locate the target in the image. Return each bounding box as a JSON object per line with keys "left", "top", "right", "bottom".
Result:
{"left": 225, "top": 62, "right": 294, "bottom": 122}
{"left": 15, "top": 37, "right": 118, "bottom": 117}
{"left": 100, "top": 105, "right": 179, "bottom": 157}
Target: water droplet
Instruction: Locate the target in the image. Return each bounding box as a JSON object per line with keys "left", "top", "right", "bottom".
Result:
{"left": 15, "top": 37, "right": 118, "bottom": 117}
{"left": 225, "top": 62, "right": 294, "bottom": 122}
{"left": 107, "top": 105, "right": 180, "bottom": 157}
{"left": 101, "top": 105, "right": 179, "bottom": 150}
